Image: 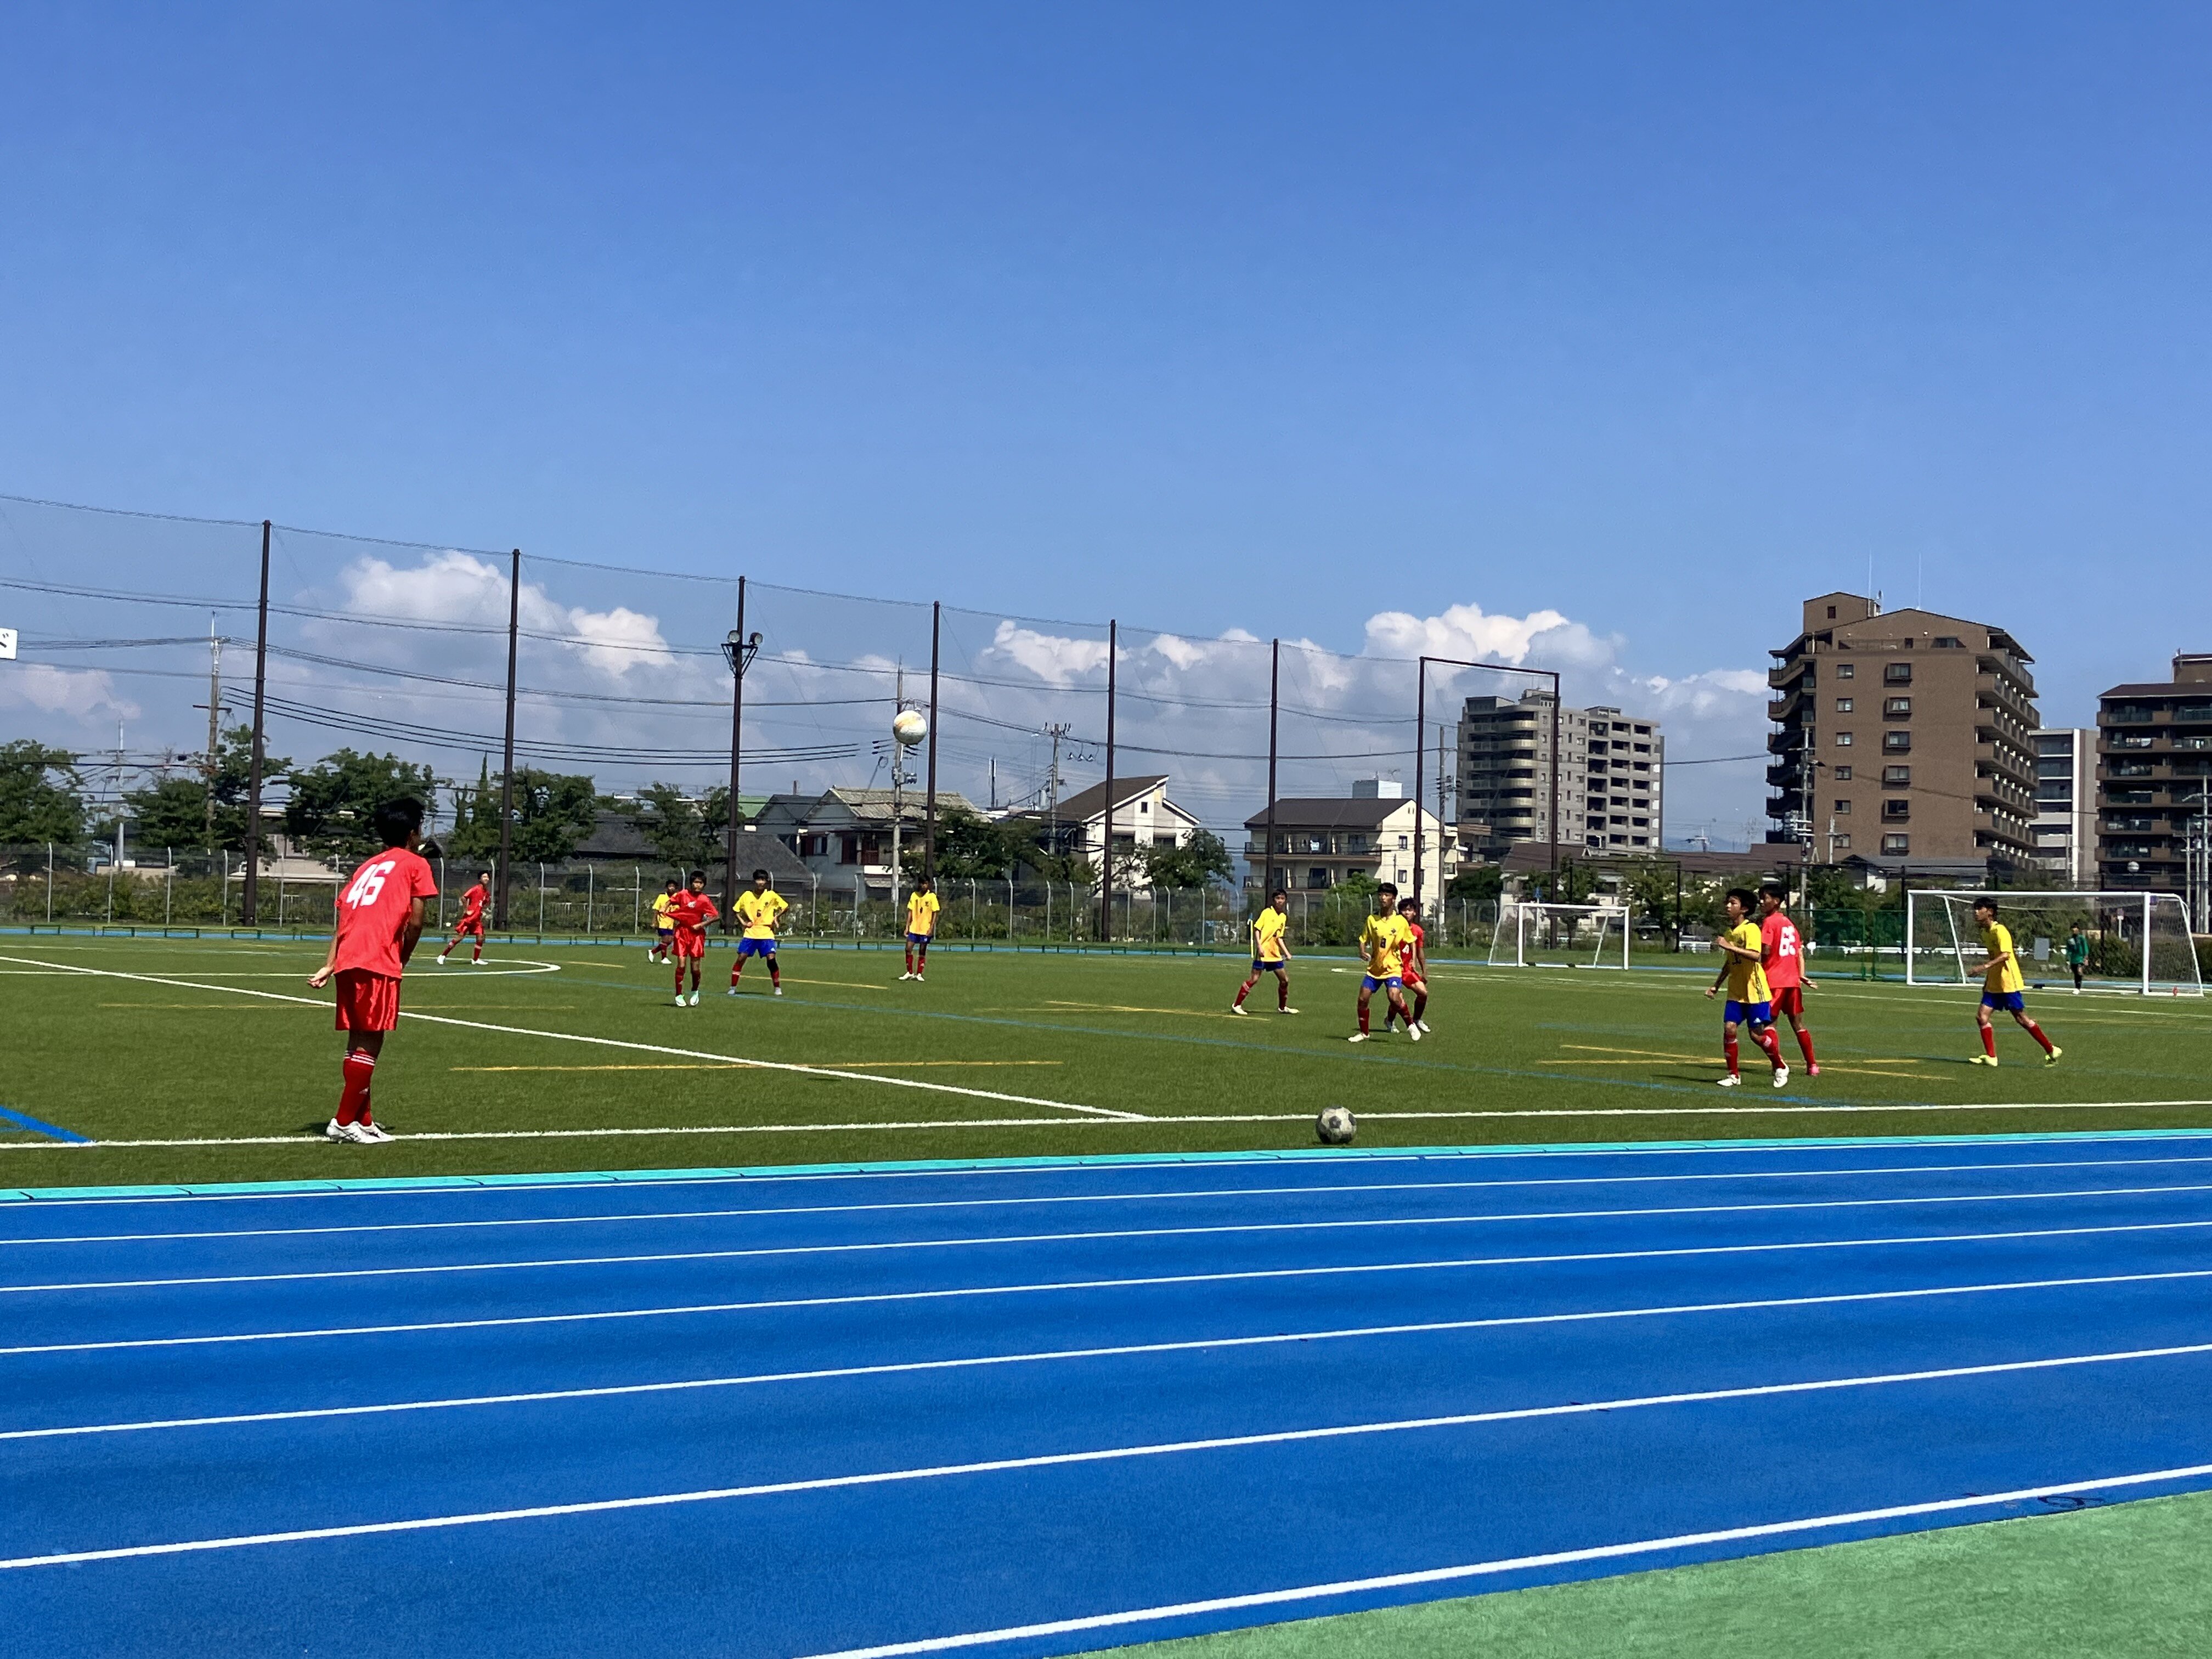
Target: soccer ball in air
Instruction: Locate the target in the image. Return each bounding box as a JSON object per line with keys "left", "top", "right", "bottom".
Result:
{"left": 893, "top": 709, "right": 929, "bottom": 747}
{"left": 1316, "top": 1106, "right": 1357, "bottom": 1147}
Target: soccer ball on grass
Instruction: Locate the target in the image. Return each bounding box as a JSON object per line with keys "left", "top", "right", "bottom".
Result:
{"left": 1316, "top": 1106, "right": 1357, "bottom": 1146}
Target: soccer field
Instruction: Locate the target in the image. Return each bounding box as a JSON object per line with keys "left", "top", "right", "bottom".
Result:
{"left": 3, "top": 936, "right": 2210, "bottom": 1190}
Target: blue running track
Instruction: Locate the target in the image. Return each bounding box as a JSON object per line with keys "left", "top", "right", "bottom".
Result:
{"left": 7, "top": 1130, "right": 2212, "bottom": 1658}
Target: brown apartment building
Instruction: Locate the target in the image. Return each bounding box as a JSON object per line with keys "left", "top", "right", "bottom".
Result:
{"left": 2095, "top": 653, "right": 2212, "bottom": 894}
{"left": 1766, "top": 593, "right": 2039, "bottom": 872}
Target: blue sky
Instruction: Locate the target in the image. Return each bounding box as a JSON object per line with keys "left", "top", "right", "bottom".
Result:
{"left": 4, "top": 4, "right": 2211, "bottom": 844}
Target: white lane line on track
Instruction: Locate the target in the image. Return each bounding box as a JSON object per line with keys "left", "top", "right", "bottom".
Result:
{"left": 9, "top": 1182, "right": 2211, "bottom": 1295}
{"left": 19, "top": 1153, "right": 2212, "bottom": 1246}
{"left": 794, "top": 1460, "right": 2212, "bottom": 1658}
{"left": 0, "top": 956, "right": 1146, "bottom": 1124}
{"left": 11, "top": 1266, "right": 2212, "bottom": 1444}
{"left": 8, "top": 1215, "right": 2209, "bottom": 1356}
{"left": 9, "top": 1342, "right": 2212, "bottom": 1573}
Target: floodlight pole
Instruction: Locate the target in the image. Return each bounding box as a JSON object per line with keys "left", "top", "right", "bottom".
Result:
{"left": 494, "top": 549, "right": 520, "bottom": 929}
{"left": 1263, "top": 638, "right": 1280, "bottom": 904}
{"left": 1099, "top": 619, "right": 1117, "bottom": 944}
{"left": 924, "top": 601, "right": 940, "bottom": 882}
{"left": 721, "top": 578, "right": 761, "bottom": 929}
{"left": 241, "top": 520, "right": 271, "bottom": 926}
{"left": 1414, "top": 656, "right": 1562, "bottom": 913}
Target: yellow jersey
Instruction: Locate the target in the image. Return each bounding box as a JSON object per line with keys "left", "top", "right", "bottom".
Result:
{"left": 651, "top": 893, "right": 678, "bottom": 929}
{"left": 906, "top": 890, "right": 940, "bottom": 937}
{"left": 734, "top": 889, "right": 789, "bottom": 939}
{"left": 1723, "top": 920, "right": 1772, "bottom": 1003}
{"left": 1980, "top": 923, "right": 2024, "bottom": 994}
{"left": 1251, "top": 907, "right": 1288, "bottom": 963}
{"left": 1359, "top": 912, "right": 1412, "bottom": 979}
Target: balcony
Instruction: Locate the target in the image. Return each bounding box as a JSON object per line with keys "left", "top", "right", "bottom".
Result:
{"left": 1977, "top": 673, "right": 2036, "bottom": 725}
{"left": 1976, "top": 740, "right": 2037, "bottom": 787}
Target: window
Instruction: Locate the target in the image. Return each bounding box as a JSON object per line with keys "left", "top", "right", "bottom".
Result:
{"left": 1632, "top": 760, "right": 1650, "bottom": 772}
{"left": 1884, "top": 663, "right": 1913, "bottom": 685}
{"left": 1833, "top": 833, "right": 1852, "bottom": 850}
{"left": 1882, "top": 800, "right": 1910, "bottom": 822}
{"left": 1835, "top": 732, "right": 1854, "bottom": 747}
{"left": 1836, "top": 662, "right": 1855, "bottom": 679}
{"left": 1884, "top": 697, "right": 1912, "bottom": 716}
{"left": 839, "top": 834, "right": 860, "bottom": 865}
{"left": 1882, "top": 765, "right": 1911, "bottom": 785}
{"left": 1835, "top": 697, "right": 1854, "bottom": 713}
{"left": 1883, "top": 732, "right": 1912, "bottom": 753}
{"left": 1634, "top": 725, "right": 1650, "bottom": 736}
{"left": 1882, "top": 834, "right": 1910, "bottom": 855}
{"left": 1633, "top": 743, "right": 1650, "bottom": 753}
{"left": 1833, "top": 766, "right": 1853, "bottom": 781}
{"left": 1934, "top": 635, "right": 1963, "bottom": 648}
{"left": 1833, "top": 799, "right": 1852, "bottom": 814}
{"left": 1631, "top": 817, "right": 1648, "bottom": 828}
{"left": 1138, "top": 801, "right": 1149, "bottom": 814}
{"left": 1826, "top": 605, "right": 1838, "bottom": 619}
{"left": 1397, "top": 834, "right": 1409, "bottom": 850}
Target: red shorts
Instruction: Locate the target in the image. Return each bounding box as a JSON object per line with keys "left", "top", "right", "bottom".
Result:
{"left": 1400, "top": 969, "right": 1426, "bottom": 992}
{"left": 1769, "top": 984, "right": 1805, "bottom": 1020}
{"left": 453, "top": 914, "right": 484, "bottom": 938}
{"left": 334, "top": 968, "right": 401, "bottom": 1032}
{"left": 671, "top": 931, "right": 706, "bottom": 960}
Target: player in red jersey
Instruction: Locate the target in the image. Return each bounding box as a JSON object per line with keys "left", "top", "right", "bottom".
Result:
{"left": 1383, "top": 900, "right": 1431, "bottom": 1034}
{"left": 307, "top": 797, "right": 439, "bottom": 1144}
{"left": 436, "top": 869, "right": 493, "bottom": 965}
{"left": 1757, "top": 880, "right": 1818, "bottom": 1075}
{"left": 668, "top": 869, "right": 720, "bottom": 1007}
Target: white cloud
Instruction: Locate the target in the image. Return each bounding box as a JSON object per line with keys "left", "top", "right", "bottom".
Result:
{"left": 983, "top": 620, "right": 1111, "bottom": 687}
{"left": 0, "top": 664, "right": 138, "bottom": 724}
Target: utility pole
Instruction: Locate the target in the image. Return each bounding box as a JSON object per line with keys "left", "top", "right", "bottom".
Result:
{"left": 195, "top": 617, "right": 227, "bottom": 849}
{"left": 241, "top": 520, "right": 272, "bottom": 924}
{"left": 891, "top": 664, "right": 906, "bottom": 917}
{"left": 1045, "top": 723, "right": 1071, "bottom": 854}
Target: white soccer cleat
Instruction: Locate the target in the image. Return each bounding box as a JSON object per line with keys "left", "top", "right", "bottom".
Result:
{"left": 1415, "top": 1020, "right": 1430, "bottom": 1034}
{"left": 358, "top": 1122, "right": 395, "bottom": 1143}
{"left": 1280, "top": 1007, "right": 1299, "bottom": 1015}
{"left": 1771, "top": 1063, "right": 1790, "bottom": 1090}
{"left": 1407, "top": 1024, "right": 1423, "bottom": 1042}
{"left": 338, "top": 1122, "right": 379, "bottom": 1144}
{"left": 1347, "top": 1032, "right": 1368, "bottom": 1043}
{"left": 774, "top": 987, "right": 783, "bottom": 997}
{"left": 727, "top": 987, "right": 741, "bottom": 996}
{"left": 471, "top": 958, "right": 484, "bottom": 967}
{"left": 1716, "top": 1074, "right": 1741, "bottom": 1088}
{"left": 1229, "top": 1004, "right": 1248, "bottom": 1015}
{"left": 323, "top": 1118, "right": 348, "bottom": 1141}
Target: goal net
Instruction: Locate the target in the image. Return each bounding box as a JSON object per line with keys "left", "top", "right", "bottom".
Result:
{"left": 1488, "top": 902, "right": 1630, "bottom": 970}
{"left": 1904, "top": 890, "right": 2204, "bottom": 997}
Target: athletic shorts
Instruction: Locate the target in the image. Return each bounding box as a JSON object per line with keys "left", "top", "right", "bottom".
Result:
{"left": 655, "top": 926, "right": 675, "bottom": 941}
{"left": 1769, "top": 984, "right": 1804, "bottom": 1020}
{"left": 1251, "top": 956, "right": 1287, "bottom": 973}
{"left": 906, "top": 931, "right": 933, "bottom": 945}
{"left": 453, "top": 915, "right": 484, "bottom": 938}
{"left": 1361, "top": 974, "right": 1403, "bottom": 994}
{"left": 1983, "top": 990, "right": 2026, "bottom": 1014}
{"left": 1400, "top": 969, "right": 1426, "bottom": 992}
{"left": 737, "top": 936, "right": 776, "bottom": 958}
{"left": 671, "top": 932, "right": 706, "bottom": 960}
{"left": 1724, "top": 999, "right": 1774, "bottom": 1028}
{"left": 333, "top": 969, "right": 401, "bottom": 1032}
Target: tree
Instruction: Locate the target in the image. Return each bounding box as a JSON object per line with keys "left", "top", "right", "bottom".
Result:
{"left": 901, "top": 807, "right": 1036, "bottom": 881}
{"left": 1141, "top": 829, "right": 1233, "bottom": 890}
{"left": 0, "top": 741, "right": 85, "bottom": 844}
{"left": 121, "top": 724, "right": 284, "bottom": 851}
{"left": 1446, "top": 863, "right": 1504, "bottom": 905}
{"left": 608, "top": 783, "right": 731, "bottom": 873}
{"left": 283, "top": 749, "right": 441, "bottom": 862}
{"left": 502, "top": 769, "right": 605, "bottom": 865}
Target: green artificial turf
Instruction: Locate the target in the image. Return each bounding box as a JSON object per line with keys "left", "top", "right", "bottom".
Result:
{"left": 1091, "top": 1487, "right": 2212, "bottom": 1658}
{"left": 1, "top": 934, "right": 2208, "bottom": 1188}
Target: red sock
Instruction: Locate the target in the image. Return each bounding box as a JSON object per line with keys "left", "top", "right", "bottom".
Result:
{"left": 1235, "top": 975, "right": 1256, "bottom": 1007}
{"left": 2025, "top": 1020, "right": 2055, "bottom": 1055}
{"left": 1358, "top": 1002, "right": 1370, "bottom": 1034}
{"left": 1413, "top": 991, "right": 1427, "bottom": 1023}
{"left": 1724, "top": 1036, "right": 1740, "bottom": 1076}
{"left": 769, "top": 963, "right": 781, "bottom": 987}
{"left": 472, "top": 943, "right": 482, "bottom": 962}
{"left": 675, "top": 962, "right": 687, "bottom": 995}
{"left": 905, "top": 944, "right": 915, "bottom": 975}
{"left": 1278, "top": 979, "right": 1290, "bottom": 1011}
{"left": 1982, "top": 1024, "right": 1998, "bottom": 1057}
{"left": 337, "top": 1051, "right": 374, "bottom": 1125}
{"left": 1796, "top": 1026, "right": 1818, "bottom": 1066}
{"left": 1754, "top": 1026, "right": 1784, "bottom": 1068}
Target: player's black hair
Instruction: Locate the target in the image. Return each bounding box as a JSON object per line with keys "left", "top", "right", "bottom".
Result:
{"left": 1757, "top": 880, "right": 1787, "bottom": 903}
{"left": 1269, "top": 887, "right": 1287, "bottom": 901}
{"left": 1972, "top": 895, "right": 1998, "bottom": 915}
{"left": 1725, "top": 887, "right": 1756, "bottom": 911}
{"left": 915, "top": 873, "right": 933, "bottom": 887}
{"left": 664, "top": 877, "right": 680, "bottom": 888}
{"left": 751, "top": 867, "right": 770, "bottom": 883}
{"left": 1376, "top": 882, "right": 1397, "bottom": 898}
{"left": 477, "top": 870, "right": 492, "bottom": 882}
{"left": 1399, "top": 899, "right": 1419, "bottom": 916}
{"left": 373, "top": 797, "right": 424, "bottom": 848}
{"left": 687, "top": 870, "right": 707, "bottom": 885}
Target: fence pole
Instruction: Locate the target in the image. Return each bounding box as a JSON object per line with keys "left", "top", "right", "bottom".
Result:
{"left": 1007, "top": 873, "right": 1015, "bottom": 944}
{"left": 538, "top": 862, "right": 545, "bottom": 936}
{"left": 495, "top": 549, "right": 520, "bottom": 929}
{"left": 46, "top": 842, "right": 53, "bottom": 923}
{"left": 586, "top": 864, "right": 594, "bottom": 936}
{"left": 165, "top": 848, "right": 173, "bottom": 927}
{"left": 437, "top": 855, "right": 447, "bottom": 927}
{"left": 105, "top": 853, "right": 115, "bottom": 925}
{"left": 924, "top": 600, "right": 940, "bottom": 881}
{"left": 1100, "top": 618, "right": 1117, "bottom": 942}
{"left": 278, "top": 868, "right": 286, "bottom": 929}
{"left": 633, "top": 866, "right": 641, "bottom": 936}
{"left": 241, "top": 519, "right": 271, "bottom": 924}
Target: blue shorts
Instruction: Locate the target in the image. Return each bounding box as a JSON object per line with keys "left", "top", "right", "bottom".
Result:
{"left": 736, "top": 937, "right": 776, "bottom": 958}
{"left": 906, "top": 931, "right": 933, "bottom": 945}
{"left": 1983, "top": 990, "right": 2026, "bottom": 1013}
{"left": 1361, "top": 974, "right": 1403, "bottom": 994}
{"left": 654, "top": 926, "right": 674, "bottom": 939}
{"left": 1724, "top": 1000, "right": 1774, "bottom": 1028}
{"left": 1251, "top": 957, "right": 1286, "bottom": 973}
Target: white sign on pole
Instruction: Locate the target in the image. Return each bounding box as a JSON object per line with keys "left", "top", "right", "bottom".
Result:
{"left": 0, "top": 628, "right": 16, "bottom": 661}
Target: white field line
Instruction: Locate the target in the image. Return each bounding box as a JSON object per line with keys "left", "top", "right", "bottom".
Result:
{"left": 10, "top": 1215, "right": 2207, "bottom": 1358}
{"left": 12, "top": 1265, "right": 2212, "bottom": 1444}
{"left": 9, "top": 1181, "right": 2211, "bottom": 1296}
{"left": 16, "top": 1097, "right": 2212, "bottom": 1154}
{"left": 9, "top": 1340, "right": 2212, "bottom": 1573}
{"left": 20, "top": 1153, "right": 2212, "bottom": 1248}
{"left": 0, "top": 955, "right": 1144, "bottom": 1123}
{"left": 796, "top": 1462, "right": 2212, "bottom": 1658}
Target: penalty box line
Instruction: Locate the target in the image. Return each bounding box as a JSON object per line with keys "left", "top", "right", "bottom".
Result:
{"left": 0, "top": 955, "right": 1143, "bottom": 1125}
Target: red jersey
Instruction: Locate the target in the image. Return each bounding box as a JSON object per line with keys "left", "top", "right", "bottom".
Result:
{"left": 1401, "top": 920, "right": 1426, "bottom": 977}
{"left": 332, "top": 847, "right": 440, "bottom": 978}
{"left": 1760, "top": 911, "right": 1804, "bottom": 990}
{"left": 458, "top": 882, "right": 488, "bottom": 921}
{"left": 670, "top": 891, "right": 719, "bottom": 939}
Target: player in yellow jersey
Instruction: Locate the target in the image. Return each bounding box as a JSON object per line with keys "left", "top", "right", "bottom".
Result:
{"left": 1349, "top": 883, "right": 1419, "bottom": 1043}
{"left": 902, "top": 876, "right": 940, "bottom": 981}
{"left": 1231, "top": 887, "right": 1297, "bottom": 1014}
{"left": 727, "top": 868, "right": 789, "bottom": 996}
{"left": 1966, "top": 897, "right": 2060, "bottom": 1066}
{"left": 1705, "top": 888, "right": 1788, "bottom": 1088}
{"left": 647, "top": 877, "right": 680, "bottom": 963}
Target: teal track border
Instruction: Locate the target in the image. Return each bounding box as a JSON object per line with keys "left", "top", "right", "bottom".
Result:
{"left": 6, "top": 1125, "right": 2212, "bottom": 1204}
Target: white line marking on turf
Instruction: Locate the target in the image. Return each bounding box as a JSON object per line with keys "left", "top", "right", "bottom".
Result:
{"left": 12, "top": 1266, "right": 2212, "bottom": 1444}
{"left": 0, "top": 955, "right": 1145, "bottom": 1123}
{"left": 8, "top": 1342, "right": 2212, "bottom": 1573}
{"left": 7, "top": 1217, "right": 2210, "bottom": 1350}
{"left": 10, "top": 1181, "right": 2212, "bottom": 1295}
{"left": 791, "top": 1462, "right": 2212, "bottom": 1657}
{"left": 19, "top": 1153, "right": 2212, "bottom": 1247}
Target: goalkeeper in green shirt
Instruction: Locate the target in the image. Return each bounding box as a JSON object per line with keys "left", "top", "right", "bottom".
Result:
{"left": 2066, "top": 923, "right": 2090, "bottom": 994}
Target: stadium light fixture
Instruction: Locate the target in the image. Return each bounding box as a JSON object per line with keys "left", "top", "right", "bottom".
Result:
{"left": 722, "top": 629, "right": 763, "bottom": 678}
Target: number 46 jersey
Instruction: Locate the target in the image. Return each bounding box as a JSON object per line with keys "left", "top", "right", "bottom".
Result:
{"left": 333, "top": 847, "right": 441, "bottom": 978}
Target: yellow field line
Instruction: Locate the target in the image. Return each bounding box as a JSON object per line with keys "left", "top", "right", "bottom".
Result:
{"left": 450, "top": 1060, "right": 1066, "bottom": 1073}
{"left": 1041, "top": 1001, "right": 1242, "bottom": 1019}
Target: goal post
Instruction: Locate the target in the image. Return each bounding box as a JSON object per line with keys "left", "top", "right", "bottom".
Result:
{"left": 1903, "top": 889, "right": 2203, "bottom": 997}
{"left": 1488, "top": 901, "right": 1631, "bottom": 970}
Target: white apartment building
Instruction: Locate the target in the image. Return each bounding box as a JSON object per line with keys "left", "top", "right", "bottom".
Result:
{"left": 1456, "top": 691, "right": 1664, "bottom": 858}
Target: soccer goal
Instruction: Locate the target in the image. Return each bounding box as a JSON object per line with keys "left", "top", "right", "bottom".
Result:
{"left": 1903, "top": 889, "right": 2204, "bottom": 997}
{"left": 1488, "top": 902, "right": 1631, "bottom": 970}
